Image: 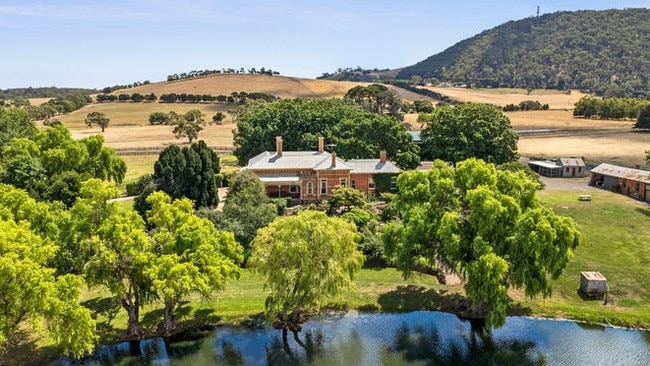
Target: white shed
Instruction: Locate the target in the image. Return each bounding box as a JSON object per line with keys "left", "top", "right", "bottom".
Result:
{"left": 579, "top": 271, "right": 607, "bottom": 299}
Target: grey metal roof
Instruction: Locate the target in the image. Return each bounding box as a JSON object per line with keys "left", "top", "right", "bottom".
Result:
{"left": 347, "top": 159, "right": 401, "bottom": 174}
{"left": 559, "top": 157, "right": 585, "bottom": 167}
{"left": 590, "top": 163, "right": 650, "bottom": 184}
{"left": 246, "top": 151, "right": 336, "bottom": 170}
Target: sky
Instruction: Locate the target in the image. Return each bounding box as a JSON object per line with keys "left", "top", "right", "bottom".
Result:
{"left": 1, "top": 0, "right": 648, "bottom": 89}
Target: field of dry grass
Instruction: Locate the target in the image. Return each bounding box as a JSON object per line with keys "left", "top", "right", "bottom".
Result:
{"left": 428, "top": 87, "right": 589, "bottom": 109}
{"left": 507, "top": 110, "right": 650, "bottom": 168}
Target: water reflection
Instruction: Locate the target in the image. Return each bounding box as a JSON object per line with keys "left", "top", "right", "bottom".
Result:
{"left": 59, "top": 312, "right": 650, "bottom": 366}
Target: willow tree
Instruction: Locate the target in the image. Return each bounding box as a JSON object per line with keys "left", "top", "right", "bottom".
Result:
{"left": 383, "top": 159, "right": 581, "bottom": 327}
{"left": 248, "top": 210, "right": 365, "bottom": 332}
{"left": 145, "top": 191, "right": 243, "bottom": 335}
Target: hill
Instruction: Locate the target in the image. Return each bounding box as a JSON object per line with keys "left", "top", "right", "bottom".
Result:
{"left": 396, "top": 9, "right": 650, "bottom": 97}
{"left": 118, "top": 74, "right": 433, "bottom": 103}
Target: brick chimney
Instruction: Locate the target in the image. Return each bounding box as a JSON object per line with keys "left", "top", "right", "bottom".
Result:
{"left": 275, "top": 136, "right": 282, "bottom": 157}
{"left": 331, "top": 151, "right": 336, "bottom": 168}
{"left": 318, "top": 136, "right": 324, "bottom": 153}
{"left": 379, "top": 150, "right": 387, "bottom": 163}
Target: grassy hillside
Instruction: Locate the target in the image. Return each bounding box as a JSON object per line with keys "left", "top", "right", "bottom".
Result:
{"left": 396, "top": 9, "right": 650, "bottom": 97}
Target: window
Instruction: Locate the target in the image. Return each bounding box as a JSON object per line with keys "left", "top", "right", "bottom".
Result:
{"left": 306, "top": 181, "right": 313, "bottom": 195}
{"left": 390, "top": 176, "right": 397, "bottom": 190}
{"left": 578, "top": 167, "right": 582, "bottom": 173}
{"left": 339, "top": 178, "right": 347, "bottom": 187}
{"left": 290, "top": 185, "right": 298, "bottom": 193}
{"left": 320, "top": 179, "right": 327, "bottom": 195}
{"left": 565, "top": 167, "right": 570, "bottom": 173}
{"left": 351, "top": 180, "right": 356, "bottom": 189}
{"left": 368, "top": 178, "right": 375, "bottom": 190}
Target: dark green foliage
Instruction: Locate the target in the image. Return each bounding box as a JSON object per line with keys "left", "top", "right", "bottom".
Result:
{"left": 270, "top": 198, "right": 289, "bottom": 216}
{"left": 413, "top": 100, "right": 434, "bottom": 113}
{"left": 419, "top": 103, "right": 518, "bottom": 164}
{"left": 125, "top": 174, "right": 153, "bottom": 196}
{"left": 0, "top": 125, "right": 125, "bottom": 207}
{"left": 152, "top": 141, "right": 220, "bottom": 209}
{"left": 575, "top": 96, "right": 650, "bottom": 120}
{"left": 202, "top": 171, "right": 276, "bottom": 256}
{"left": 330, "top": 113, "right": 420, "bottom": 170}
{"left": 396, "top": 9, "right": 650, "bottom": 97}
{"left": 0, "top": 106, "right": 37, "bottom": 150}
{"left": 635, "top": 104, "right": 650, "bottom": 129}
{"left": 0, "top": 87, "right": 96, "bottom": 99}
{"left": 233, "top": 98, "right": 364, "bottom": 165}
{"left": 149, "top": 111, "right": 171, "bottom": 125}
{"left": 344, "top": 84, "right": 402, "bottom": 118}
{"left": 372, "top": 173, "right": 397, "bottom": 194}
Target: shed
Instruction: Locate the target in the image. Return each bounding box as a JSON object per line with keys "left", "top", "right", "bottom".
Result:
{"left": 579, "top": 271, "right": 607, "bottom": 299}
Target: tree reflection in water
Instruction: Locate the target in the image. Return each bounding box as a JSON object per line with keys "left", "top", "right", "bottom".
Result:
{"left": 390, "top": 321, "right": 546, "bottom": 365}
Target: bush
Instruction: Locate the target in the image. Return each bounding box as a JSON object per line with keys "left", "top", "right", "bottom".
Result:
{"left": 271, "top": 198, "right": 290, "bottom": 216}
{"left": 125, "top": 174, "right": 153, "bottom": 196}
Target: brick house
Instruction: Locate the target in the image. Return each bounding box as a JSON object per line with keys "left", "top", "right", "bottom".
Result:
{"left": 242, "top": 137, "right": 400, "bottom": 201}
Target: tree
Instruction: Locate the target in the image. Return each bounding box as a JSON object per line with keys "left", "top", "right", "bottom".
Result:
{"left": 144, "top": 191, "right": 243, "bottom": 335}
{"left": 0, "top": 213, "right": 96, "bottom": 361}
{"left": 383, "top": 159, "right": 581, "bottom": 327}
{"left": 212, "top": 112, "right": 225, "bottom": 124}
{"left": 233, "top": 98, "right": 364, "bottom": 165}
{"left": 329, "top": 185, "right": 367, "bottom": 213}
{"left": 84, "top": 111, "right": 110, "bottom": 132}
{"left": 633, "top": 104, "right": 650, "bottom": 129}
{"left": 172, "top": 109, "right": 205, "bottom": 143}
{"left": 84, "top": 209, "right": 153, "bottom": 339}
{"left": 419, "top": 103, "right": 518, "bottom": 164}
{"left": 151, "top": 141, "right": 220, "bottom": 209}
{"left": 0, "top": 106, "right": 37, "bottom": 150}
{"left": 248, "top": 210, "right": 364, "bottom": 331}
{"left": 202, "top": 170, "right": 276, "bottom": 255}
{"left": 344, "top": 84, "right": 403, "bottom": 119}
{"left": 330, "top": 113, "right": 420, "bottom": 170}
{"left": 149, "top": 112, "right": 170, "bottom": 125}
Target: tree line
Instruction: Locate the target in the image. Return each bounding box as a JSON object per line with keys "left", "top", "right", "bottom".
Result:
{"left": 158, "top": 91, "right": 276, "bottom": 104}
{"left": 573, "top": 96, "right": 650, "bottom": 120}
{"left": 167, "top": 67, "right": 280, "bottom": 82}
{"left": 502, "top": 100, "right": 550, "bottom": 112}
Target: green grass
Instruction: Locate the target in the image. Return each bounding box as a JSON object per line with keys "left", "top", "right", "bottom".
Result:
{"left": 512, "top": 189, "right": 650, "bottom": 328}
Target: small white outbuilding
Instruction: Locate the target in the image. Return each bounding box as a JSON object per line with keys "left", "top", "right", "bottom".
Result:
{"left": 579, "top": 271, "right": 607, "bottom": 299}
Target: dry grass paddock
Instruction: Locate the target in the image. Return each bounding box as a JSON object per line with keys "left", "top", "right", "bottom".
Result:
{"left": 427, "top": 87, "right": 589, "bottom": 109}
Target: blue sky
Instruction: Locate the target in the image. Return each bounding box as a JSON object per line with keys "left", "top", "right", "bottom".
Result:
{"left": 0, "top": 0, "right": 648, "bottom": 89}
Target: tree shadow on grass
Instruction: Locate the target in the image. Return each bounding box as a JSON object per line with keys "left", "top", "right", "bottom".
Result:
{"left": 81, "top": 296, "right": 121, "bottom": 325}
{"left": 376, "top": 285, "right": 532, "bottom": 318}
{"left": 634, "top": 207, "right": 650, "bottom": 219}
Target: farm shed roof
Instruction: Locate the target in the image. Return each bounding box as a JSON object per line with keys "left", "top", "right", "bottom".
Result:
{"left": 590, "top": 163, "right": 650, "bottom": 184}
{"left": 559, "top": 157, "right": 585, "bottom": 167}
{"left": 528, "top": 160, "right": 562, "bottom": 169}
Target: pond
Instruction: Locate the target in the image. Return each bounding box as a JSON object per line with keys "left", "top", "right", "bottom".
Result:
{"left": 58, "top": 311, "right": 650, "bottom": 365}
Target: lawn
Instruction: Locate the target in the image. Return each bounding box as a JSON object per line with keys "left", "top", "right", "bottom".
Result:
{"left": 511, "top": 188, "right": 650, "bottom": 328}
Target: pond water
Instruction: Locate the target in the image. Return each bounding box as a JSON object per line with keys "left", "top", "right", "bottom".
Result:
{"left": 58, "top": 311, "right": 650, "bottom": 366}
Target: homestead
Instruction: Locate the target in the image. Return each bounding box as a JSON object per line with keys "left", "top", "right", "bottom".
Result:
{"left": 242, "top": 136, "right": 400, "bottom": 202}
{"left": 527, "top": 157, "right": 587, "bottom": 178}
{"left": 590, "top": 163, "right": 650, "bottom": 201}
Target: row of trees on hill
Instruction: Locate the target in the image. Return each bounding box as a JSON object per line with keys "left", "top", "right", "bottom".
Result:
{"left": 573, "top": 96, "right": 650, "bottom": 120}
{"left": 20, "top": 94, "right": 92, "bottom": 120}
{"left": 96, "top": 93, "right": 157, "bottom": 103}
{"left": 502, "top": 100, "right": 550, "bottom": 112}
{"left": 0, "top": 87, "right": 96, "bottom": 99}
{"left": 167, "top": 67, "right": 280, "bottom": 82}
{"left": 158, "top": 91, "right": 276, "bottom": 104}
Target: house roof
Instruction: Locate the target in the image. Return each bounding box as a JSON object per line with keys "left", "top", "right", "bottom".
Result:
{"left": 347, "top": 159, "right": 401, "bottom": 174}
{"left": 246, "top": 151, "right": 348, "bottom": 170}
{"left": 590, "top": 163, "right": 650, "bottom": 184}
{"left": 558, "top": 157, "right": 585, "bottom": 167}
{"left": 245, "top": 150, "right": 400, "bottom": 174}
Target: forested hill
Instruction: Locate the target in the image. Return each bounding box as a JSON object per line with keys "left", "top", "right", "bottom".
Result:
{"left": 396, "top": 9, "right": 650, "bottom": 97}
